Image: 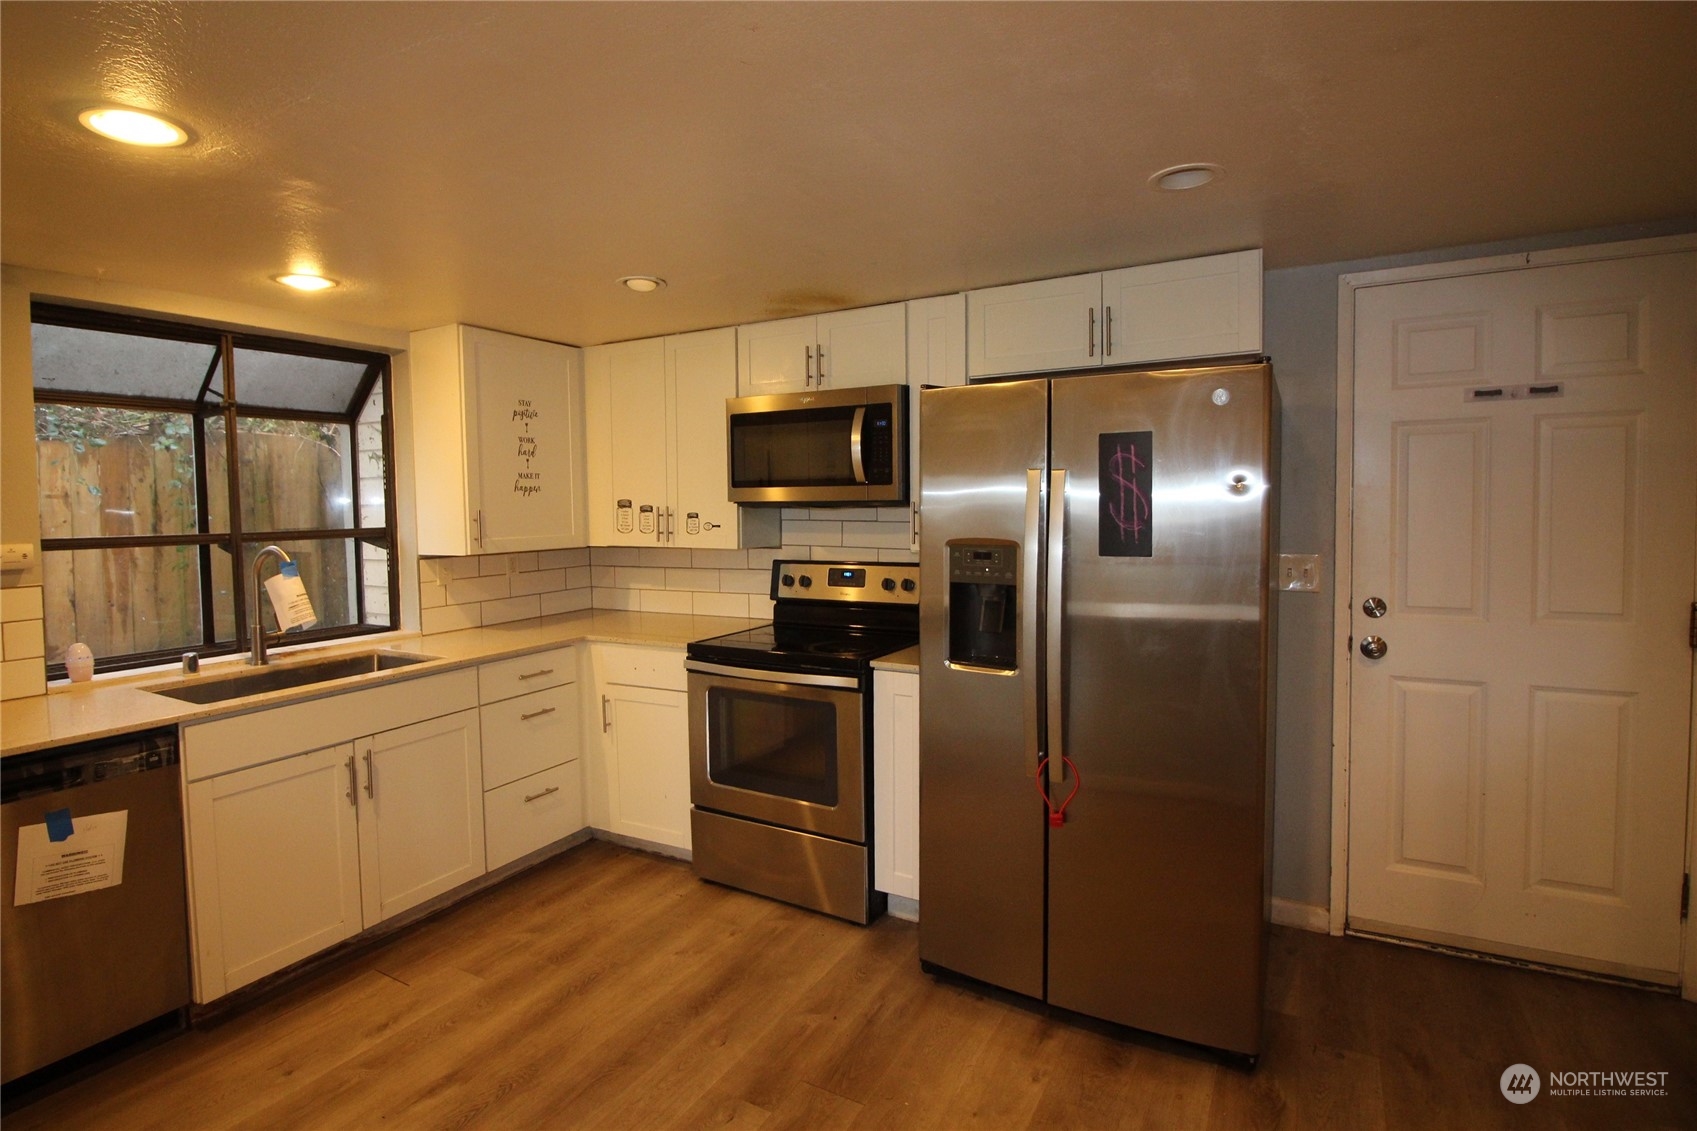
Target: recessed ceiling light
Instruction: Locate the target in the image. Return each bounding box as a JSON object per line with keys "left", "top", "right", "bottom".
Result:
{"left": 77, "top": 105, "right": 191, "bottom": 148}
{"left": 1150, "top": 164, "right": 1222, "bottom": 191}
{"left": 273, "top": 273, "right": 340, "bottom": 292}
{"left": 618, "top": 275, "right": 666, "bottom": 293}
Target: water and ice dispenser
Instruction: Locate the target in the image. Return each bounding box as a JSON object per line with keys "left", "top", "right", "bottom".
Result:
{"left": 947, "top": 540, "right": 1018, "bottom": 671}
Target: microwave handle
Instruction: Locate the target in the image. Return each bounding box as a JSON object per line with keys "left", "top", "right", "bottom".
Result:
{"left": 849, "top": 406, "right": 867, "bottom": 484}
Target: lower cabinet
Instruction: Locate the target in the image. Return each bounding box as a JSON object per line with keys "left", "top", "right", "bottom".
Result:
{"left": 185, "top": 707, "right": 484, "bottom": 1001}
{"left": 587, "top": 644, "right": 691, "bottom": 853}
{"left": 873, "top": 669, "right": 919, "bottom": 901}
{"left": 479, "top": 646, "right": 585, "bottom": 870}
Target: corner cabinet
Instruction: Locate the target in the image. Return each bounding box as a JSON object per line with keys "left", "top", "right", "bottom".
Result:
{"left": 737, "top": 302, "right": 908, "bottom": 395}
{"left": 410, "top": 324, "right": 589, "bottom": 555}
{"left": 584, "top": 644, "right": 692, "bottom": 854}
{"left": 965, "top": 249, "right": 1263, "bottom": 378}
{"left": 584, "top": 327, "right": 779, "bottom": 550}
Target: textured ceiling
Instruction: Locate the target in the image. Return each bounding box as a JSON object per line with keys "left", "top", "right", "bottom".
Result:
{"left": 3, "top": 2, "right": 1693, "bottom": 346}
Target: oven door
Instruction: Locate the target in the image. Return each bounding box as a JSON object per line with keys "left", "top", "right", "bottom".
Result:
{"left": 687, "top": 662, "right": 866, "bottom": 842}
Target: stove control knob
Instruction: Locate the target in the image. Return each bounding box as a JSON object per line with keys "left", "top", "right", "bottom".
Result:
{"left": 780, "top": 573, "right": 795, "bottom": 588}
{"left": 901, "top": 579, "right": 917, "bottom": 593}
{"left": 881, "top": 577, "right": 897, "bottom": 592}
{"left": 798, "top": 575, "right": 813, "bottom": 589}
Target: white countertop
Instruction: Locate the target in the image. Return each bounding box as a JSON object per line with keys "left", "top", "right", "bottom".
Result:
{"left": 1, "top": 610, "right": 760, "bottom": 758}
{"left": 871, "top": 645, "right": 919, "bottom": 674}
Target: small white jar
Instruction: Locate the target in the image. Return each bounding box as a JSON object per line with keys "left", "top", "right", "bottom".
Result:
{"left": 64, "top": 642, "right": 94, "bottom": 682}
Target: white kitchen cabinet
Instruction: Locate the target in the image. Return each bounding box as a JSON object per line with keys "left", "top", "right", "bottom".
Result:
{"left": 905, "top": 293, "right": 968, "bottom": 551}
{"left": 185, "top": 742, "right": 364, "bottom": 1001}
{"left": 410, "top": 323, "right": 588, "bottom": 555}
{"left": 873, "top": 669, "right": 920, "bottom": 902}
{"left": 737, "top": 302, "right": 908, "bottom": 395}
{"left": 355, "top": 709, "right": 485, "bottom": 925}
{"left": 586, "top": 644, "right": 692, "bottom": 854}
{"left": 183, "top": 669, "right": 485, "bottom": 1002}
{"left": 478, "top": 646, "right": 585, "bottom": 870}
{"left": 966, "top": 250, "right": 1262, "bottom": 378}
{"left": 585, "top": 328, "right": 779, "bottom": 550}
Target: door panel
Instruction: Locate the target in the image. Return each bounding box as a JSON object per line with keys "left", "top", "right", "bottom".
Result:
{"left": 1348, "top": 251, "right": 1696, "bottom": 980}
{"left": 1044, "top": 365, "right": 1274, "bottom": 1056}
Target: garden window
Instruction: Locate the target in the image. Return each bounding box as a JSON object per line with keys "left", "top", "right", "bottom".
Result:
{"left": 32, "top": 304, "right": 397, "bottom": 676}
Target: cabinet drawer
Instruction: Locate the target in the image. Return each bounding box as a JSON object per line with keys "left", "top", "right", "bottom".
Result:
{"left": 596, "top": 644, "right": 686, "bottom": 692}
{"left": 479, "top": 684, "right": 580, "bottom": 789}
{"left": 479, "top": 646, "right": 576, "bottom": 703}
{"left": 484, "top": 762, "right": 583, "bottom": 871}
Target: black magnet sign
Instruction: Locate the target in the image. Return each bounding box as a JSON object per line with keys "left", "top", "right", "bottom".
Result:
{"left": 1098, "top": 430, "right": 1153, "bottom": 558}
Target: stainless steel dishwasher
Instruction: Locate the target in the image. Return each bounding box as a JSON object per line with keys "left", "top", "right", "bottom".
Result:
{"left": 1, "top": 728, "right": 191, "bottom": 1085}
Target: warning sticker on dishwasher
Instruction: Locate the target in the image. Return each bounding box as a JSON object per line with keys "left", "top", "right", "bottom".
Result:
{"left": 12, "top": 810, "right": 128, "bottom": 905}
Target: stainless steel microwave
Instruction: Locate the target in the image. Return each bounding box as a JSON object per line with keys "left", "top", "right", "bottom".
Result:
{"left": 726, "top": 384, "right": 908, "bottom": 505}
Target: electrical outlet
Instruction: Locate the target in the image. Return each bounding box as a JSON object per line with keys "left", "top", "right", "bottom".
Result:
{"left": 1279, "top": 553, "right": 1322, "bottom": 593}
{"left": 1, "top": 543, "right": 36, "bottom": 571}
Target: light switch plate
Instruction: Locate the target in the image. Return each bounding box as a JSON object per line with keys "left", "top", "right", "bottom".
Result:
{"left": 1278, "top": 553, "right": 1322, "bottom": 593}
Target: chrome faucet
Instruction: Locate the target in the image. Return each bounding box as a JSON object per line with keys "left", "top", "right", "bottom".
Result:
{"left": 249, "top": 545, "right": 293, "bottom": 666}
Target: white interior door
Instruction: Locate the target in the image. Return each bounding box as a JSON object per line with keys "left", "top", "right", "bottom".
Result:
{"left": 1347, "top": 250, "right": 1696, "bottom": 981}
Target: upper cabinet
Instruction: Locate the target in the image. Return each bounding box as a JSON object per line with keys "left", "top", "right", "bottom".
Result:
{"left": 965, "top": 249, "right": 1262, "bottom": 378}
{"left": 737, "top": 302, "right": 908, "bottom": 395}
{"left": 410, "top": 325, "right": 588, "bottom": 556}
{"left": 585, "top": 327, "right": 780, "bottom": 550}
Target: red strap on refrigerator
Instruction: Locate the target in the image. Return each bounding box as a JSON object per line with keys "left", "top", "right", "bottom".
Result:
{"left": 1035, "top": 756, "right": 1080, "bottom": 827}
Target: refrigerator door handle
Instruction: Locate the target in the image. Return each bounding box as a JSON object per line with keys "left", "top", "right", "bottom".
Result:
{"left": 1046, "top": 467, "right": 1067, "bottom": 787}
{"left": 1023, "top": 468, "right": 1043, "bottom": 774}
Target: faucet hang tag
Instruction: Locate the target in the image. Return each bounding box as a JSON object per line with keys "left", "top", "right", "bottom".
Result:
{"left": 264, "top": 560, "right": 318, "bottom": 631}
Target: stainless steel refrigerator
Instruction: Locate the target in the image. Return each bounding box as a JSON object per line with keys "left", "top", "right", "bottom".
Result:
{"left": 918, "top": 361, "right": 1277, "bottom": 1059}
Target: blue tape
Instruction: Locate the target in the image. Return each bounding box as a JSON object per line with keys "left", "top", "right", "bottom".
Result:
{"left": 45, "top": 807, "right": 74, "bottom": 842}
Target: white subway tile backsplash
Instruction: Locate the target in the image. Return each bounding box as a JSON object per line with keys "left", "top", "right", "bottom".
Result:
{"left": 478, "top": 554, "right": 514, "bottom": 577}
{"left": 594, "top": 588, "right": 639, "bottom": 611}
{"left": 422, "top": 603, "right": 482, "bottom": 635}
{"left": 510, "top": 568, "right": 566, "bottom": 596}
{"left": 445, "top": 574, "right": 511, "bottom": 604}
{"left": 567, "top": 566, "right": 593, "bottom": 589}
{"left": 666, "top": 568, "right": 720, "bottom": 592}
{"left": 822, "top": 507, "right": 881, "bottom": 522}
{"left": 637, "top": 547, "right": 693, "bottom": 568}
{"left": 480, "top": 595, "right": 542, "bottom": 625}
{"left": 442, "top": 557, "right": 483, "bottom": 580}
{"left": 747, "top": 549, "right": 784, "bottom": 570}
{"left": 719, "top": 570, "right": 769, "bottom": 595}
{"left": 840, "top": 521, "right": 913, "bottom": 549}
{"left": 591, "top": 564, "right": 618, "bottom": 587}
{"left": 690, "top": 549, "right": 748, "bottom": 570}
{"left": 4, "top": 619, "right": 46, "bottom": 660}
{"left": 615, "top": 566, "right": 666, "bottom": 590}
{"left": 541, "top": 589, "right": 592, "bottom": 616}
{"left": 592, "top": 547, "right": 642, "bottom": 567}
{"left": 507, "top": 552, "right": 540, "bottom": 573}
{"left": 1, "top": 586, "right": 44, "bottom": 622}
{"left": 539, "top": 548, "right": 591, "bottom": 569}
{"left": 877, "top": 548, "right": 920, "bottom": 563}
{"left": 783, "top": 521, "right": 843, "bottom": 546}
{"left": 419, "top": 580, "right": 446, "bottom": 609}
{"left": 639, "top": 589, "right": 693, "bottom": 615}
{"left": 1, "top": 657, "right": 48, "bottom": 700}
{"left": 692, "top": 592, "right": 751, "bottom": 618}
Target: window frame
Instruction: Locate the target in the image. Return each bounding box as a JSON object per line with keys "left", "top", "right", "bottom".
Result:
{"left": 31, "top": 302, "right": 400, "bottom": 677}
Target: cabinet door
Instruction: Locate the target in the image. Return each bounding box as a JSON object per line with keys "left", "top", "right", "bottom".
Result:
{"left": 817, "top": 302, "right": 907, "bottom": 389}
{"left": 186, "top": 743, "right": 363, "bottom": 1001}
{"left": 737, "top": 314, "right": 818, "bottom": 395}
{"left": 667, "top": 327, "right": 745, "bottom": 550}
{"left": 966, "top": 273, "right": 1102, "bottom": 377}
{"left": 602, "top": 683, "right": 692, "bottom": 851}
{"left": 585, "top": 338, "right": 669, "bottom": 546}
{"left": 873, "top": 671, "right": 920, "bottom": 900}
{"left": 1099, "top": 249, "right": 1263, "bottom": 365}
{"left": 466, "top": 327, "right": 588, "bottom": 552}
{"left": 906, "top": 294, "right": 967, "bottom": 552}
{"left": 357, "top": 708, "right": 485, "bottom": 925}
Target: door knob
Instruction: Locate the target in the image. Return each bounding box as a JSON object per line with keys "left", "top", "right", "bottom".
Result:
{"left": 1362, "top": 596, "right": 1387, "bottom": 618}
{"left": 1359, "top": 635, "right": 1388, "bottom": 660}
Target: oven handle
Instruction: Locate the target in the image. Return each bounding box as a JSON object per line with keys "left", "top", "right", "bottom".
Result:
{"left": 685, "top": 660, "right": 862, "bottom": 690}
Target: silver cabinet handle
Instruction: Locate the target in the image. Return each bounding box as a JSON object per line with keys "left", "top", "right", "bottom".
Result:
{"left": 1046, "top": 468, "right": 1068, "bottom": 788}
{"left": 805, "top": 345, "right": 814, "bottom": 387}
{"left": 520, "top": 706, "right": 557, "bottom": 721}
{"left": 1104, "top": 306, "right": 1113, "bottom": 357}
{"left": 1023, "top": 469, "right": 1043, "bottom": 776}
{"left": 517, "top": 668, "right": 555, "bottom": 681}
{"left": 346, "top": 754, "right": 358, "bottom": 809}
{"left": 816, "top": 344, "right": 826, "bottom": 386}
{"left": 602, "top": 694, "right": 612, "bottom": 731}
{"left": 363, "top": 749, "right": 375, "bottom": 799}
{"left": 1087, "top": 308, "right": 1096, "bottom": 358}
{"left": 523, "top": 785, "right": 560, "bottom": 803}
{"left": 849, "top": 406, "right": 867, "bottom": 484}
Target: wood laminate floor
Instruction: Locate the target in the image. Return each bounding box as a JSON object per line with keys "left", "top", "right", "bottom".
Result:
{"left": 7, "top": 840, "right": 1695, "bottom": 1130}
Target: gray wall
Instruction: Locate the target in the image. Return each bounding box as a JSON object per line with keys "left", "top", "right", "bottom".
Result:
{"left": 1262, "top": 218, "right": 1695, "bottom": 911}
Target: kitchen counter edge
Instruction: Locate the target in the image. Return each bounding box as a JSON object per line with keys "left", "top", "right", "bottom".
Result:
{"left": 1, "top": 609, "right": 759, "bottom": 759}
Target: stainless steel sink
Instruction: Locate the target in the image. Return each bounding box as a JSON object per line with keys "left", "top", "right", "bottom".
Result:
{"left": 147, "top": 651, "right": 439, "bottom": 704}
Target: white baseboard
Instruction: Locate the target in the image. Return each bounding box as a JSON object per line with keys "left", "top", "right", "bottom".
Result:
{"left": 885, "top": 894, "right": 919, "bottom": 922}
{"left": 1271, "top": 897, "right": 1329, "bottom": 932}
